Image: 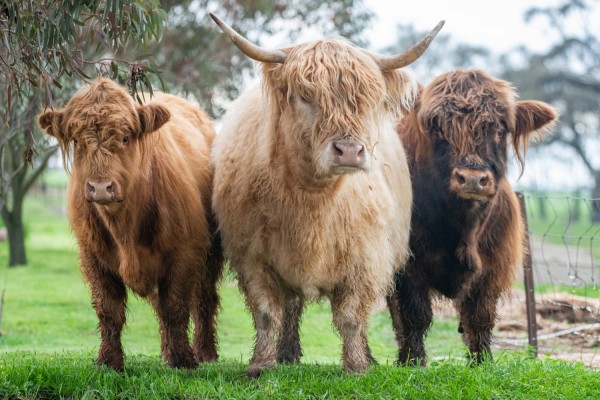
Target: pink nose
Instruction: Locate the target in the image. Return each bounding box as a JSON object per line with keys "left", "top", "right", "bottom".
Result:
{"left": 451, "top": 168, "right": 494, "bottom": 195}
{"left": 331, "top": 140, "right": 366, "bottom": 168}
{"left": 86, "top": 179, "right": 115, "bottom": 203}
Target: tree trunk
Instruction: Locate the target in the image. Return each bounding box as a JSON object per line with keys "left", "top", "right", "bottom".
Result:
{"left": 2, "top": 197, "right": 27, "bottom": 266}
{"left": 6, "top": 216, "right": 27, "bottom": 266}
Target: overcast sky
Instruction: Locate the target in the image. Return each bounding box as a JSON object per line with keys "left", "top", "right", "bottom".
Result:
{"left": 364, "top": 0, "right": 599, "bottom": 54}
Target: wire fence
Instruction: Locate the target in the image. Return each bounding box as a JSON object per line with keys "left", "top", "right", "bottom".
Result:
{"left": 493, "top": 192, "right": 600, "bottom": 368}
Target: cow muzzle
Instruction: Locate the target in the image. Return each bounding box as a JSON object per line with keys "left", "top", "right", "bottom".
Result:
{"left": 329, "top": 139, "right": 367, "bottom": 171}
{"left": 450, "top": 167, "right": 495, "bottom": 200}
{"left": 86, "top": 178, "right": 122, "bottom": 204}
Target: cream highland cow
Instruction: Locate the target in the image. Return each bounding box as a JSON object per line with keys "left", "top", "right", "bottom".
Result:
{"left": 210, "top": 13, "right": 443, "bottom": 377}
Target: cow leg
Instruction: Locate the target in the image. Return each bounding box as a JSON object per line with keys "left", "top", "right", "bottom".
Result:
{"left": 192, "top": 238, "right": 223, "bottom": 363}
{"left": 386, "top": 292, "right": 404, "bottom": 350}
{"left": 331, "top": 283, "right": 376, "bottom": 373}
{"left": 147, "top": 292, "right": 167, "bottom": 358}
{"left": 390, "top": 271, "right": 432, "bottom": 366}
{"left": 457, "top": 277, "right": 498, "bottom": 365}
{"left": 154, "top": 275, "right": 197, "bottom": 369}
{"left": 362, "top": 330, "right": 378, "bottom": 365}
{"left": 276, "top": 293, "right": 304, "bottom": 364}
{"left": 81, "top": 256, "right": 127, "bottom": 371}
{"left": 237, "top": 264, "right": 284, "bottom": 378}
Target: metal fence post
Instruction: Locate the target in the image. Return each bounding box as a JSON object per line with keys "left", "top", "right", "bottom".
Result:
{"left": 517, "top": 192, "right": 538, "bottom": 357}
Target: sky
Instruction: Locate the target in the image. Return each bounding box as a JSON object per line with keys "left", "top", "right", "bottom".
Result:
{"left": 363, "top": 0, "right": 599, "bottom": 54}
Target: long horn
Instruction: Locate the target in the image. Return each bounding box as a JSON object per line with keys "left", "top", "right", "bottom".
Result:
{"left": 376, "top": 20, "right": 445, "bottom": 71}
{"left": 210, "top": 13, "right": 287, "bottom": 64}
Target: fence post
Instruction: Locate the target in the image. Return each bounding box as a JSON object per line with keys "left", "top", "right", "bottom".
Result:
{"left": 517, "top": 192, "right": 538, "bottom": 357}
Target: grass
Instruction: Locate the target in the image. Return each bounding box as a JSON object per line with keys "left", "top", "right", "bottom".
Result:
{"left": 2, "top": 353, "right": 599, "bottom": 399}
{"left": 1, "top": 195, "right": 600, "bottom": 398}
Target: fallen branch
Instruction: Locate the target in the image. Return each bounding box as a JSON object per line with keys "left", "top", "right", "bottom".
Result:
{"left": 495, "top": 323, "right": 600, "bottom": 346}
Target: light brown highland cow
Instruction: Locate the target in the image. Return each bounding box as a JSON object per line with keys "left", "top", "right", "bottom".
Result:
{"left": 38, "top": 79, "right": 223, "bottom": 371}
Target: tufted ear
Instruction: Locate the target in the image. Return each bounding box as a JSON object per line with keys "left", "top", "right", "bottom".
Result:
{"left": 38, "top": 110, "right": 66, "bottom": 142}
{"left": 512, "top": 100, "right": 558, "bottom": 173}
{"left": 383, "top": 70, "right": 418, "bottom": 116}
{"left": 137, "top": 104, "right": 171, "bottom": 135}
{"left": 514, "top": 100, "right": 557, "bottom": 141}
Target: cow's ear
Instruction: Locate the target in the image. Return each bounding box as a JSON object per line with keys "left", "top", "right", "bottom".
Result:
{"left": 382, "top": 70, "right": 418, "bottom": 116}
{"left": 514, "top": 100, "right": 557, "bottom": 141}
{"left": 137, "top": 104, "right": 170, "bottom": 135}
{"left": 512, "top": 100, "right": 557, "bottom": 173}
{"left": 38, "top": 110, "right": 66, "bottom": 142}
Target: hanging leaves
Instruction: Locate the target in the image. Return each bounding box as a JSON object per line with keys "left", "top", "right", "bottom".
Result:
{"left": 0, "top": 0, "right": 167, "bottom": 105}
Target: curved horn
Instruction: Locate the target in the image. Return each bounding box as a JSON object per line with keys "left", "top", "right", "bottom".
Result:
{"left": 376, "top": 20, "right": 445, "bottom": 71}
{"left": 209, "top": 13, "right": 287, "bottom": 64}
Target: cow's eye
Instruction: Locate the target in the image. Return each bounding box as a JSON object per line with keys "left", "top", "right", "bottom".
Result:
{"left": 123, "top": 136, "right": 129, "bottom": 144}
{"left": 496, "top": 130, "right": 507, "bottom": 142}
{"left": 73, "top": 138, "right": 78, "bottom": 145}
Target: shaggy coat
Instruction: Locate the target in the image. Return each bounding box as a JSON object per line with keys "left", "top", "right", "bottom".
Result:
{"left": 388, "top": 69, "right": 557, "bottom": 365}
{"left": 212, "top": 39, "right": 416, "bottom": 377}
{"left": 38, "top": 79, "right": 223, "bottom": 371}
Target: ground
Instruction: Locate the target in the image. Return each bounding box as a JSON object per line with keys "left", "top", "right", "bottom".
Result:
{"left": 485, "top": 235, "right": 598, "bottom": 368}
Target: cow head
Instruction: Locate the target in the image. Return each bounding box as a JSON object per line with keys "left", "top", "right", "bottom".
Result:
{"left": 417, "top": 70, "right": 557, "bottom": 201}
{"left": 210, "top": 14, "right": 443, "bottom": 186}
{"left": 39, "top": 79, "right": 170, "bottom": 211}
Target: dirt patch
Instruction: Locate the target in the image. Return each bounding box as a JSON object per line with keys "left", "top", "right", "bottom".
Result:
{"left": 493, "top": 292, "right": 600, "bottom": 368}
{"left": 428, "top": 292, "right": 600, "bottom": 369}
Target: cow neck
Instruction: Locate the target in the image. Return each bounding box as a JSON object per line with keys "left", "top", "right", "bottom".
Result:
{"left": 448, "top": 195, "right": 491, "bottom": 235}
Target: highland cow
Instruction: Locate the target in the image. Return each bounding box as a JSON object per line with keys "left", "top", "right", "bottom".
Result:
{"left": 210, "top": 13, "right": 443, "bottom": 377}
{"left": 387, "top": 69, "right": 557, "bottom": 366}
{"left": 38, "top": 79, "right": 223, "bottom": 371}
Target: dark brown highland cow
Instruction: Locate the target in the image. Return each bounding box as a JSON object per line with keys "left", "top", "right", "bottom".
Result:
{"left": 38, "top": 79, "right": 223, "bottom": 371}
{"left": 388, "top": 69, "right": 557, "bottom": 366}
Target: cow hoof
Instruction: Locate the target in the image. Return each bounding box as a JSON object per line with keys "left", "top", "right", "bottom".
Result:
{"left": 343, "top": 362, "right": 371, "bottom": 374}
{"left": 196, "top": 351, "right": 218, "bottom": 363}
{"left": 97, "top": 358, "right": 124, "bottom": 373}
{"left": 366, "top": 354, "right": 378, "bottom": 366}
{"left": 247, "top": 367, "right": 264, "bottom": 379}
{"left": 277, "top": 354, "right": 301, "bottom": 365}
{"left": 97, "top": 348, "right": 124, "bottom": 372}
{"left": 397, "top": 357, "right": 426, "bottom": 367}
{"left": 167, "top": 354, "right": 199, "bottom": 370}
{"left": 467, "top": 351, "right": 492, "bottom": 367}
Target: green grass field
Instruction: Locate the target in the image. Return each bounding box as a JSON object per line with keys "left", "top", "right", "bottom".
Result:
{"left": 1, "top": 194, "right": 599, "bottom": 398}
